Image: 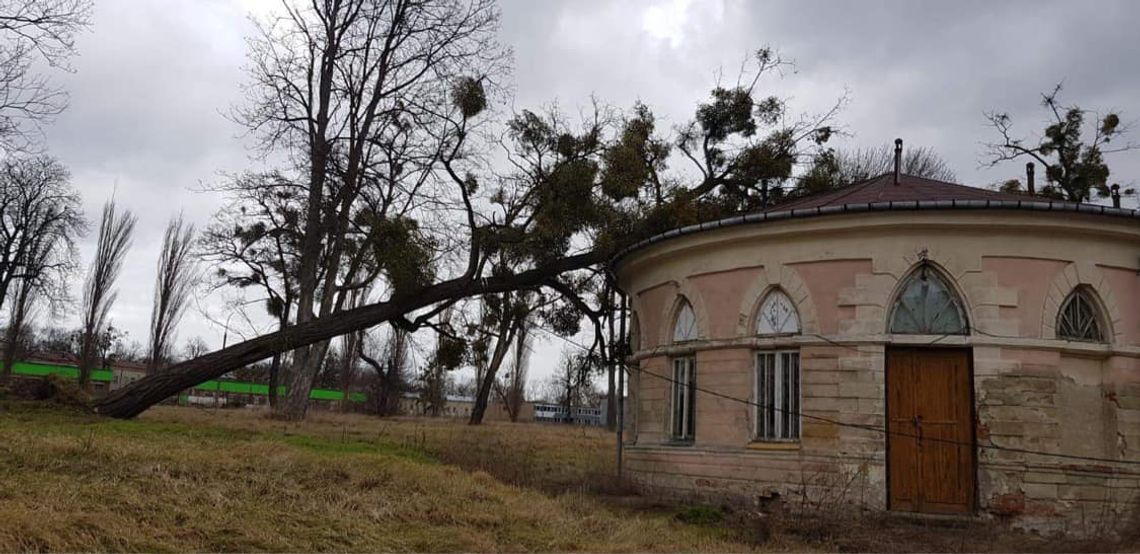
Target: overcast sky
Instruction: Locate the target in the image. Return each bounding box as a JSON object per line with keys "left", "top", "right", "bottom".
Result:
{"left": 37, "top": 0, "right": 1140, "bottom": 388}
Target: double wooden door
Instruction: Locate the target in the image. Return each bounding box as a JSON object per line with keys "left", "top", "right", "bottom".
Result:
{"left": 886, "top": 348, "right": 975, "bottom": 514}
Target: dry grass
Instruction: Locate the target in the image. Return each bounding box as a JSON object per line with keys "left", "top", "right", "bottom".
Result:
{"left": 0, "top": 401, "right": 1132, "bottom": 552}
{"left": 147, "top": 407, "right": 627, "bottom": 497}
{"left": 0, "top": 402, "right": 750, "bottom": 552}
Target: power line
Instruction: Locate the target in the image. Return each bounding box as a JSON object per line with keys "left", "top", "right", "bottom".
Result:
{"left": 532, "top": 325, "right": 1140, "bottom": 470}
{"left": 635, "top": 366, "right": 1140, "bottom": 468}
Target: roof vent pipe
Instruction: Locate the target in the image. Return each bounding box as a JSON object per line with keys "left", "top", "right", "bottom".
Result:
{"left": 1111, "top": 184, "right": 1121, "bottom": 208}
{"left": 1026, "top": 162, "right": 1035, "bottom": 195}
{"left": 893, "top": 138, "right": 902, "bottom": 185}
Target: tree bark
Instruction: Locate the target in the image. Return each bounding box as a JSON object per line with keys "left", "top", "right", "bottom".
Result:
{"left": 468, "top": 319, "right": 515, "bottom": 425}
{"left": 1, "top": 277, "right": 33, "bottom": 381}
{"left": 92, "top": 250, "right": 606, "bottom": 419}
{"left": 267, "top": 352, "right": 281, "bottom": 408}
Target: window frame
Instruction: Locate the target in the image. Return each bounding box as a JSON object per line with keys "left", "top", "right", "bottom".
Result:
{"left": 754, "top": 349, "right": 801, "bottom": 442}
{"left": 673, "top": 300, "right": 698, "bottom": 343}
{"left": 755, "top": 289, "right": 801, "bottom": 336}
{"left": 1056, "top": 287, "right": 1107, "bottom": 343}
{"left": 669, "top": 356, "right": 696, "bottom": 442}
{"left": 887, "top": 264, "right": 969, "bottom": 335}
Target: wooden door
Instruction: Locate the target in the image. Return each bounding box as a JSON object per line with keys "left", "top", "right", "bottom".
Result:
{"left": 887, "top": 348, "right": 975, "bottom": 514}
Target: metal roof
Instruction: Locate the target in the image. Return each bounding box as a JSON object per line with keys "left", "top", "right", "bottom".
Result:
{"left": 774, "top": 173, "right": 1054, "bottom": 210}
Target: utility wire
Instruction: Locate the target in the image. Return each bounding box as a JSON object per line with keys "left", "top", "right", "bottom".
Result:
{"left": 532, "top": 325, "right": 1140, "bottom": 470}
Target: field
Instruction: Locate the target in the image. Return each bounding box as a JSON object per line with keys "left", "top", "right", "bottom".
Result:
{"left": 0, "top": 398, "right": 1135, "bottom": 552}
{"left": 0, "top": 401, "right": 749, "bottom": 552}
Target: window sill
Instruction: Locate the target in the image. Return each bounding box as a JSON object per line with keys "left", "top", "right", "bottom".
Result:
{"left": 747, "top": 441, "right": 800, "bottom": 451}
{"left": 663, "top": 439, "right": 695, "bottom": 447}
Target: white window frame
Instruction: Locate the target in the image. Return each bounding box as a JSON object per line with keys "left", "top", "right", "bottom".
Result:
{"left": 673, "top": 301, "right": 697, "bottom": 342}
{"left": 756, "top": 289, "right": 801, "bottom": 335}
{"left": 670, "top": 356, "right": 696, "bottom": 442}
{"left": 754, "top": 350, "right": 800, "bottom": 442}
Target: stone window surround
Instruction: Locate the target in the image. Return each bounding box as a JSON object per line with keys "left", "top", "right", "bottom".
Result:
{"left": 753, "top": 348, "right": 801, "bottom": 444}
{"left": 634, "top": 256, "right": 1137, "bottom": 451}
{"left": 667, "top": 355, "right": 696, "bottom": 445}
{"left": 632, "top": 258, "right": 1127, "bottom": 359}
{"left": 1055, "top": 286, "right": 1109, "bottom": 342}
{"left": 1041, "top": 262, "right": 1121, "bottom": 343}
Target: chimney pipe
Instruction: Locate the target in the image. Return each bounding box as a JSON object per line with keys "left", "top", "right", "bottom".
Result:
{"left": 893, "top": 138, "right": 902, "bottom": 185}
{"left": 1026, "top": 162, "right": 1035, "bottom": 195}
{"left": 1111, "top": 184, "right": 1121, "bottom": 208}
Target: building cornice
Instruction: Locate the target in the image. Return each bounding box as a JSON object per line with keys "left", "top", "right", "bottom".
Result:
{"left": 612, "top": 200, "right": 1140, "bottom": 271}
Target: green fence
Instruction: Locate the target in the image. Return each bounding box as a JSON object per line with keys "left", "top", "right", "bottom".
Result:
{"left": 9, "top": 361, "right": 366, "bottom": 402}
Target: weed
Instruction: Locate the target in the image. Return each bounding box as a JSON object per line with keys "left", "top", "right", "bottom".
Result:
{"left": 675, "top": 505, "right": 725, "bottom": 525}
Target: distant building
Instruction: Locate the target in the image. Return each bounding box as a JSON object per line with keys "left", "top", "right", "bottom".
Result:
{"left": 533, "top": 402, "right": 607, "bottom": 426}
{"left": 397, "top": 392, "right": 534, "bottom": 422}
{"left": 109, "top": 360, "right": 147, "bottom": 391}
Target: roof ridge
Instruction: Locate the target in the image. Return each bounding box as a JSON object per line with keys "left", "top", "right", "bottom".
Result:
{"left": 771, "top": 172, "right": 1048, "bottom": 213}
{"left": 821, "top": 173, "right": 887, "bottom": 206}
{"left": 775, "top": 172, "right": 888, "bottom": 211}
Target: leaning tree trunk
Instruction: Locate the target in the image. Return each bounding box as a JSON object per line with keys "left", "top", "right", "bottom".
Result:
{"left": 92, "top": 251, "right": 606, "bottom": 419}
{"left": 278, "top": 339, "right": 330, "bottom": 420}
{"left": 469, "top": 322, "right": 516, "bottom": 425}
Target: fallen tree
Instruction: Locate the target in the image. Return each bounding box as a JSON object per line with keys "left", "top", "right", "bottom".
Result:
{"left": 92, "top": 251, "right": 604, "bottom": 418}
{"left": 97, "top": 44, "right": 843, "bottom": 420}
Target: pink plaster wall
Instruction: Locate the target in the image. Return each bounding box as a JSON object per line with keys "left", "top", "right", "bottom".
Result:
{"left": 1101, "top": 265, "right": 1139, "bottom": 345}
{"left": 689, "top": 267, "right": 764, "bottom": 339}
{"left": 636, "top": 282, "right": 678, "bottom": 350}
{"left": 788, "top": 259, "right": 872, "bottom": 334}
{"left": 983, "top": 257, "right": 1068, "bottom": 338}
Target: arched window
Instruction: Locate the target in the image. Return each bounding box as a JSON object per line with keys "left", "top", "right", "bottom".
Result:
{"left": 888, "top": 264, "right": 968, "bottom": 335}
{"left": 672, "top": 299, "right": 697, "bottom": 343}
{"left": 1057, "top": 287, "right": 1106, "bottom": 342}
{"left": 756, "top": 289, "right": 801, "bottom": 335}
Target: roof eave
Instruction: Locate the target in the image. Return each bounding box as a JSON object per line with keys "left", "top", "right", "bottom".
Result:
{"left": 610, "top": 200, "right": 1140, "bottom": 270}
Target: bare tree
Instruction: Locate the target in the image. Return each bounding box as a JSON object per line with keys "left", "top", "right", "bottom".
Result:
{"left": 359, "top": 322, "right": 409, "bottom": 416}
{"left": 0, "top": 154, "right": 83, "bottom": 316}
{"left": 983, "top": 84, "right": 1138, "bottom": 203}
{"left": 1, "top": 263, "right": 36, "bottom": 378}
{"left": 493, "top": 323, "right": 530, "bottom": 422}
{"left": 200, "top": 171, "right": 304, "bottom": 407}
{"left": 467, "top": 291, "right": 523, "bottom": 424}
{"left": 146, "top": 215, "right": 197, "bottom": 374}
{"left": 77, "top": 200, "right": 135, "bottom": 386}
{"left": 417, "top": 309, "right": 464, "bottom": 417}
{"left": 543, "top": 350, "right": 599, "bottom": 423}
{"left": 234, "top": 0, "right": 507, "bottom": 421}
{"left": 95, "top": 47, "right": 843, "bottom": 420}
{"left": 333, "top": 287, "right": 371, "bottom": 409}
{"left": 798, "top": 143, "right": 956, "bottom": 196}
{"left": 180, "top": 336, "right": 209, "bottom": 361}
{"left": 0, "top": 0, "right": 92, "bottom": 151}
